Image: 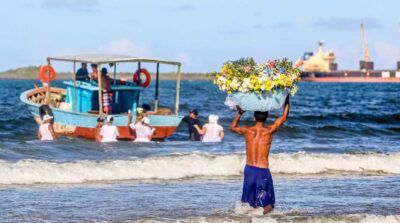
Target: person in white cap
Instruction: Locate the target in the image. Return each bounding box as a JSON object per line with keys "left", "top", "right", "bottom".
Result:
{"left": 38, "top": 114, "right": 57, "bottom": 141}
{"left": 194, "top": 114, "right": 224, "bottom": 142}
{"left": 127, "top": 113, "right": 155, "bottom": 142}
{"left": 99, "top": 115, "right": 119, "bottom": 142}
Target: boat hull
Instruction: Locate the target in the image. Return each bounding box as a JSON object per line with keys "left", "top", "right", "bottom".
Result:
{"left": 21, "top": 88, "right": 183, "bottom": 140}
{"left": 301, "top": 77, "right": 400, "bottom": 83}
{"left": 301, "top": 70, "right": 400, "bottom": 83}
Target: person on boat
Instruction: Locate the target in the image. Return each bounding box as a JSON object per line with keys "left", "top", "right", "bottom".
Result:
{"left": 99, "top": 115, "right": 119, "bottom": 142}
{"left": 94, "top": 117, "right": 105, "bottom": 142}
{"left": 230, "top": 96, "right": 290, "bottom": 215}
{"left": 38, "top": 114, "right": 57, "bottom": 141}
{"left": 194, "top": 114, "right": 224, "bottom": 142}
{"left": 76, "top": 63, "right": 89, "bottom": 81}
{"left": 90, "top": 64, "right": 98, "bottom": 80}
{"left": 142, "top": 103, "right": 156, "bottom": 115}
{"left": 131, "top": 104, "right": 154, "bottom": 124}
{"left": 100, "top": 68, "right": 113, "bottom": 114}
{"left": 127, "top": 113, "right": 155, "bottom": 142}
{"left": 182, "top": 109, "right": 202, "bottom": 141}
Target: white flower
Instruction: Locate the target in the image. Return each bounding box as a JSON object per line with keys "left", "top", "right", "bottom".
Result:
{"left": 218, "top": 76, "right": 227, "bottom": 84}
{"left": 290, "top": 85, "right": 298, "bottom": 96}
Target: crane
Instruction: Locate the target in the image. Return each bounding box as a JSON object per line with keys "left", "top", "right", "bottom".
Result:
{"left": 359, "top": 23, "right": 374, "bottom": 70}
{"left": 360, "top": 23, "right": 370, "bottom": 62}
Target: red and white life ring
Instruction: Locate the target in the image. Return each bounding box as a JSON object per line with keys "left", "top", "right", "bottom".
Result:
{"left": 133, "top": 68, "right": 151, "bottom": 88}
{"left": 39, "top": 65, "right": 57, "bottom": 83}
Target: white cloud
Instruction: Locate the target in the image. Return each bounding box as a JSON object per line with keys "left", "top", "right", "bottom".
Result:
{"left": 165, "top": 4, "right": 196, "bottom": 12}
{"left": 313, "top": 17, "right": 383, "bottom": 30}
{"left": 373, "top": 41, "right": 400, "bottom": 69}
{"left": 42, "top": 0, "right": 99, "bottom": 11}
{"left": 100, "top": 38, "right": 149, "bottom": 56}
{"left": 176, "top": 53, "right": 189, "bottom": 63}
{"left": 328, "top": 44, "right": 360, "bottom": 70}
{"left": 315, "top": 42, "right": 400, "bottom": 70}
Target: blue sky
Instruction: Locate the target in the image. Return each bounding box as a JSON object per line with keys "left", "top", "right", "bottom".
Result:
{"left": 0, "top": 0, "right": 399, "bottom": 72}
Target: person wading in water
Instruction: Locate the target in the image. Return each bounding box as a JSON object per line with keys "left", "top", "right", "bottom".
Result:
{"left": 230, "top": 96, "right": 290, "bottom": 214}
{"left": 182, "top": 109, "right": 202, "bottom": 141}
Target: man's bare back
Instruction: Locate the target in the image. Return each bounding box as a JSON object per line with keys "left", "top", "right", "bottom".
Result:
{"left": 242, "top": 126, "right": 275, "bottom": 168}
{"left": 229, "top": 96, "right": 290, "bottom": 214}
{"left": 230, "top": 96, "right": 290, "bottom": 168}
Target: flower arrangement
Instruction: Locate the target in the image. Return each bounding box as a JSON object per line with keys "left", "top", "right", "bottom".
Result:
{"left": 214, "top": 58, "right": 301, "bottom": 96}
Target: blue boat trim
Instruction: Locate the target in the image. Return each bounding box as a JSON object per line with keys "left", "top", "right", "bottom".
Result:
{"left": 20, "top": 89, "right": 183, "bottom": 129}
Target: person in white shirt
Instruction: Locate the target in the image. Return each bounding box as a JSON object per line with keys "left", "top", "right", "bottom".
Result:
{"left": 194, "top": 114, "right": 224, "bottom": 142}
{"left": 38, "top": 114, "right": 57, "bottom": 141}
{"left": 94, "top": 117, "right": 105, "bottom": 142}
{"left": 127, "top": 112, "right": 155, "bottom": 142}
{"left": 99, "top": 115, "right": 119, "bottom": 142}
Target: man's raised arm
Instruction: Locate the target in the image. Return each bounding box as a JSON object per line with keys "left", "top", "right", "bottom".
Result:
{"left": 230, "top": 106, "right": 246, "bottom": 135}
{"left": 270, "top": 96, "right": 290, "bottom": 133}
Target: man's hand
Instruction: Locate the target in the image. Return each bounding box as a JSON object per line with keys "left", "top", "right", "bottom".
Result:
{"left": 236, "top": 105, "right": 245, "bottom": 115}
{"left": 127, "top": 111, "right": 132, "bottom": 125}
{"left": 230, "top": 106, "right": 246, "bottom": 134}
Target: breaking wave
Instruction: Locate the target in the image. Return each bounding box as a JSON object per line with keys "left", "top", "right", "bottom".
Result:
{"left": 1, "top": 152, "right": 400, "bottom": 185}
{"left": 135, "top": 213, "right": 400, "bottom": 223}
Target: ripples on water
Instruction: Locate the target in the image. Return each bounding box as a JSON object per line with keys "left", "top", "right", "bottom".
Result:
{"left": 0, "top": 80, "right": 399, "bottom": 222}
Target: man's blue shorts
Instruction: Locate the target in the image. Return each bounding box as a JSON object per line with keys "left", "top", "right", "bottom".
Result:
{"left": 241, "top": 164, "right": 275, "bottom": 208}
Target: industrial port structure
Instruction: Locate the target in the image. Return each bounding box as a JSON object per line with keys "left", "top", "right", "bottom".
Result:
{"left": 301, "top": 24, "right": 400, "bottom": 82}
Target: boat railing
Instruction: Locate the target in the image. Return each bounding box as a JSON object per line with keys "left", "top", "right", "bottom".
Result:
{"left": 42, "top": 55, "right": 182, "bottom": 117}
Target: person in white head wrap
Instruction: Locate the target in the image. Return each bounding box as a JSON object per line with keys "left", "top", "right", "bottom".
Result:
{"left": 194, "top": 114, "right": 224, "bottom": 142}
{"left": 38, "top": 114, "right": 57, "bottom": 141}
{"left": 99, "top": 115, "right": 119, "bottom": 142}
{"left": 127, "top": 115, "right": 155, "bottom": 142}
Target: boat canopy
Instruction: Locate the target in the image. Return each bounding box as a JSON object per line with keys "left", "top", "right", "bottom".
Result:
{"left": 43, "top": 53, "right": 182, "bottom": 116}
{"left": 47, "top": 54, "right": 181, "bottom": 66}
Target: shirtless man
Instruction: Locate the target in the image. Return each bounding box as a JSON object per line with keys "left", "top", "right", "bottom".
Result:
{"left": 230, "top": 96, "right": 290, "bottom": 214}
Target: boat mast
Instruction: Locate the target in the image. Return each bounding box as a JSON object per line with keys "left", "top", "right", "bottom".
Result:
{"left": 174, "top": 64, "right": 181, "bottom": 115}
{"left": 154, "top": 63, "right": 160, "bottom": 112}
{"left": 73, "top": 61, "right": 77, "bottom": 112}
{"left": 46, "top": 58, "right": 51, "bottom": 104}
{"left": 97, "top": 64, "right": 103, "bottom": 116}
{"left": 113, "top": 63, "right": 117, "bottom": 85}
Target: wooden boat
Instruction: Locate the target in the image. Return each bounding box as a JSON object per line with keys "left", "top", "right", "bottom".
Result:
{"left": 20, "top": 54, "right": 184, "bottom": 140}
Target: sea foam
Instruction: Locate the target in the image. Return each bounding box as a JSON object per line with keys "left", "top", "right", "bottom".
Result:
{"left": 1, "top": 152, "right": 400, "bottom": 185}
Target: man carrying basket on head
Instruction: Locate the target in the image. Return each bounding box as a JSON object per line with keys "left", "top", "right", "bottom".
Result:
{"left": 230, "top": 96, "right": 290, "bottom": 214}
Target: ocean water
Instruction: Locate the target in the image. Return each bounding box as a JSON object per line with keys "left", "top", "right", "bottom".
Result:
{"left": 0, "top": 80, "right": 399, "bottom": 222}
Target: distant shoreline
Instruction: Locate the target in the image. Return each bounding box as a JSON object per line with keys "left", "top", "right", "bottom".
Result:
{"left": 0, "top": 66, "right": 215, "bottom": 81}
{"left": 0, "top": 74, "right": 214, "bottom": 81}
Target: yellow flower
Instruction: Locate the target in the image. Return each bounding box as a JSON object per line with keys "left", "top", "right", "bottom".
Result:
{"left": 221, "top": 64, "right": 229, "bottom": 74}
{"left": 264, "top": 80, "right": 273, "bottom": 91}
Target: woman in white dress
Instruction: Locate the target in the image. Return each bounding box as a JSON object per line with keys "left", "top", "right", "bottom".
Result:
{"left": 194, "top": 115, "right": 224, "bottom": 142}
